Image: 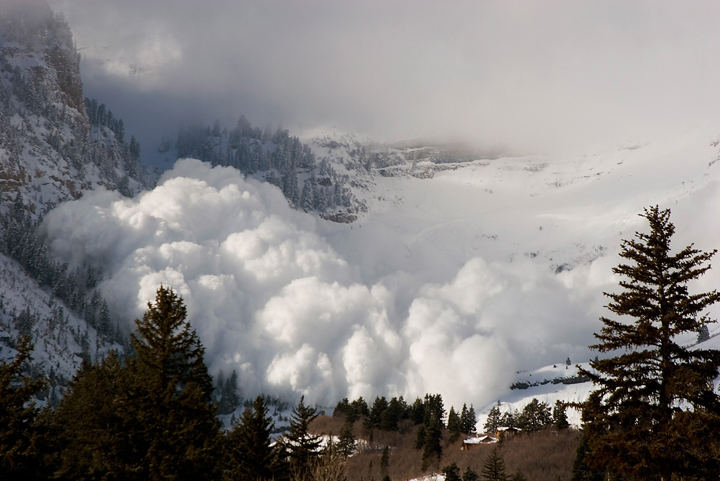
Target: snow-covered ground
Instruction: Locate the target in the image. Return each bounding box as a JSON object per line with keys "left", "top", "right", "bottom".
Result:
{"left": 476, "top": 325, "right": 720, "bottom": 430}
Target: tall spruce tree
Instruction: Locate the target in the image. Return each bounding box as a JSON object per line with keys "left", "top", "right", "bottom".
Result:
{"left": 338, "top": 417, "right": 356, "bottom": 457}
{"left": 484, "top": 405, "right": 502, "bottom": 434}
{"left": 578, "top": 206, "right": 720, "bottom": 480}
{"left": 51, "top": 351, "right": 135, "bottom": 480}
{"left": 515, "top": 398, "right": 551, "bottom": 433}
{"left": 447, "top": 406, "right": 461, "bottom": 442}
{"left": 129, "top": 286, "right": 221, "bottom": 481}
{"left": 286, "top": 396, "right": 322, "bottom": 481}
{"left": 443, "top": 462, "right": 462, "bottom": 481}
{"left": 53, "top": 287, "right": 221, "bottom": 481}
{"left": 224, "top": 395, "right": 286, "bottom": 481}
{"left": 552, "top": 400, "right": 569, "bottom": 430}
{"left": 460, "top": 403, "right": 477, "bottom": 434}
{"left": 421, "top": 413, "right": 443, "bottom": 472}
{"left": 481, "top": 446, "right": 508, "bottom": 481}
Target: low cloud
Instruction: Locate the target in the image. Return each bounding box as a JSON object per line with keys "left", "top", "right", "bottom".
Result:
{"left": 48, "top": 0, "right": 720, "bottom": 156}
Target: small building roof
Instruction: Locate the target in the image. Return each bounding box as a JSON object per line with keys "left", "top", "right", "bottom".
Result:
{"left": 463, "top": 435, "right": 497, "bottom": 444}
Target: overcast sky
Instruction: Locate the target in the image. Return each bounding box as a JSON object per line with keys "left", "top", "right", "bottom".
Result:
{"left": 47, "top": 0, "right": 720, "bottom": 155}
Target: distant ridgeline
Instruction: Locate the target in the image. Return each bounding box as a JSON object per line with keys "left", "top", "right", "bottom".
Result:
{"left": 169, "top": 117, "right": 363, "bottom": 222}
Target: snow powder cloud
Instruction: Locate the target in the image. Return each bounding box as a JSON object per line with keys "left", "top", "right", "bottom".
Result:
{"left": 41, "top": 158, "right": 631, "bottom": 408}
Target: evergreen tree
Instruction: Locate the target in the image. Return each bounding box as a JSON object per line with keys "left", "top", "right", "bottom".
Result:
{"left": 460, "top": 403, "right": 477, "bottom": 434}
{"left": 367, "top": 395, "right": 388, "bottom": 429}
{"left": 409, "top": 397, "right": 425, "bottom": 425}
{"left": 415, "top": 424, "right": 426, "bottom": 450}
{"left": 515, "top": 398, "right": 551, "bottom": 433}
{"left": 421, "top": 414, "right": 443, "bottom": 472}
{"left": 380, "top": 445, "right": 390, "bottom": 474}
{"left": 697, "top": 323, "right": 710, "bottom": 343}
{"left": 570, "top": 434, "right": 605, "bottom": 481}
{"left": 380, "top": 396, "right": 403, "bottom": 431}
{"left": 224, "top": 395, "right": 285, "bottom": 481}
{"left": 300, "top": 178, "right": 315, "bottom": 211}
{"left": 499, "top": 411, "right": 515, "bottom": 429}
{"left": 553, "top": 400, "right": 569, "bottom": 430}
{"left": 578, "top": 206, "right": 720, "bottom": 480}
{"left": 333, "top": 397, "right": 351, "bottom": 419}
{"left": 462, "top": 466, "right": 480, "bottom": 481}
{"left": 423, "top": 393, "right": 445, "bottom": 428}
{"left": 286, "top": 396, "right": 322, "bottom": 481}
{"left": 0, "top": 335, "right": 48, "bottom": 481}
{"left": 128, "top": 286, "right": 221, "bottom": 481}
{"left": 51, "top": 351, "right": 136, "bottom": 480}
{"left": 447, "top": 406, "right": 461, "bottom": 442}
{"left": 443, "top": 462, "right": 461, "bottom": 481}
{"left": 484, "top": 405, "right": 502, "bottom": 434}
{"left": 338, "top": 417, "right": 356, "bottom": 457}
{"left": 481, "top": 446, "right": 508, "bottom": 481}
{"left": 53, "top": 288, "right": 221, "bottom": 481}
{"left": 217, "top": 369, "right": 241, "bottom": 415}
{"left": 350, "top": 396, "right": 369, "bottom": 419}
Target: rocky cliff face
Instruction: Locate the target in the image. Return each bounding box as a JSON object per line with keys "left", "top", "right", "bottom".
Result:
{"left": 0, "top": 1, "right": 148, "bottom": 220}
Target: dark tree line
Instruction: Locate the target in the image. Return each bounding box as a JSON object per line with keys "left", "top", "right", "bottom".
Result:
{"left": 483, "top": 398, "right": 567, "bottom": 435}
{"left": 173, "top": 117, "right": 356, "bottom": 214}
{"left": 334, "top": 392, "right": 477, "bottom": 472}
{"left": 85, "top": 97, "right": 125, "bottom": 143}
{"left": 0, "top": 286, "right": 345, "bottom": 481}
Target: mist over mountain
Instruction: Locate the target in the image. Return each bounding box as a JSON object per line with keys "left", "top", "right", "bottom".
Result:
{"left": 47, "top": 0, "right": 720, "bottom": 159}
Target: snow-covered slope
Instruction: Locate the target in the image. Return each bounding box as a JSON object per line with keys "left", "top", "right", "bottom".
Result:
{"left": 0, "top": 251, "right": 123, "bottom": 405}
{"left": 476, "top": 324, "right": 720, "bottom": 430}
{"left": 0, "top": 2, "right": 148, "bottom": 221}
{"left": 316, "top": 128, "right": 719, "bottom": 280}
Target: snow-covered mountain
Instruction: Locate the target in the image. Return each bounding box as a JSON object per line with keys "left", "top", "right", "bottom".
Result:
{"left": 0, "top": 1, "right": 148, "bottom": 220}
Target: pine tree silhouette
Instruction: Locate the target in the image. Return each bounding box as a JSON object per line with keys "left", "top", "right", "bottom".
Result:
{"left": 579, "top": 206, "right": 720, "bottom": 480}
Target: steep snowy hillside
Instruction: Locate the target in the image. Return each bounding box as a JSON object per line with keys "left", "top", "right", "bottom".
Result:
{"left": 0, "top": 1, "right": 148, "bottom": 220}
{"left": 315, "top": 129, "right": 720, "bottom": 280}
{"left": 0, "top": 251, "right": 124, "bottom": 405}
{"left": 0, "top": 2, "right": 150, "bottom": 394}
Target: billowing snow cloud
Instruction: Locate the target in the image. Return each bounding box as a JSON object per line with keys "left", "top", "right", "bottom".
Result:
{"left": 42, "top": 158, "right": 627, "bottom": 408}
